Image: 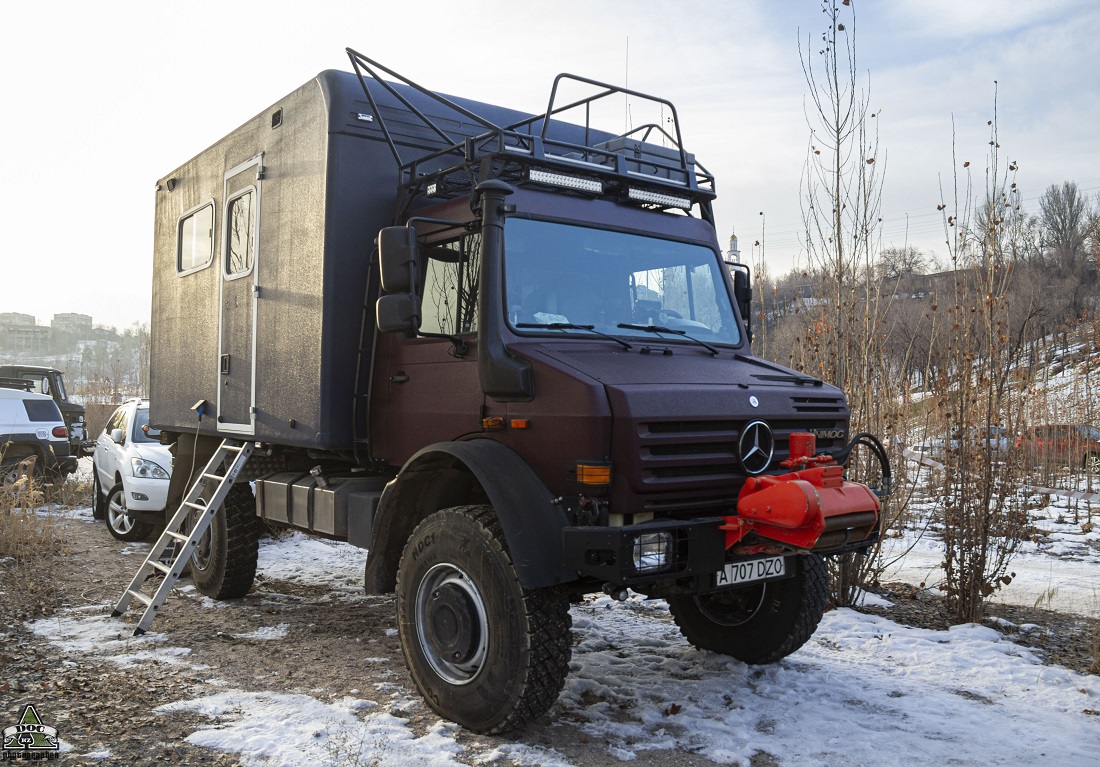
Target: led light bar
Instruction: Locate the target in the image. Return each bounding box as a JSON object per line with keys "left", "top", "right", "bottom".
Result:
{"left": 627, "top": 187, "right": 693, "bottom": 210}
{"left": 529, "top": 169, "right": 603, "bottom": 193}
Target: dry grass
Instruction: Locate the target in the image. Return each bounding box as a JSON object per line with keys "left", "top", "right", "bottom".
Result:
{"left": 0, "top": 472, "right": 84, "bottom": 619}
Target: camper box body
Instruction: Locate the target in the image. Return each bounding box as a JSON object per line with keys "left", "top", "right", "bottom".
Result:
{"left": 149, "top": 71, "right": 527, "bottom": 450}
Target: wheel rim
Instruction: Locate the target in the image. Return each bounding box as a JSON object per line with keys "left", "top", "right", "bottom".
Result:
{"left": 107, "top": 489, "right": 134, "bottom": 535}
{"left": 414, "top": 563, "right": 490, "bottom": 685}
{"left": 186, "top": 501, "right": 212, "bottom": 571}
{"left": 693, "top": 583, "right": 768, "bottom": 627}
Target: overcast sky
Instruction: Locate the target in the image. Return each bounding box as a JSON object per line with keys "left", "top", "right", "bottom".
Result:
{"left": 2, "top": 0, "right": 1098, "bottom": 330}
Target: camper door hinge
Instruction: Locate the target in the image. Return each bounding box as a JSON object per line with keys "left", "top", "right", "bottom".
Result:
{"left": 256, "top": 165, "right": 265, "bottom": 181}
{"left": 253, "top": 285, "right": 261, "bottom": 298}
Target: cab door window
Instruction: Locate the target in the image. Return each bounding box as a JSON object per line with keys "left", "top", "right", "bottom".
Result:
{"left": 419, "top": 233, "right": 482, "bottom": 336}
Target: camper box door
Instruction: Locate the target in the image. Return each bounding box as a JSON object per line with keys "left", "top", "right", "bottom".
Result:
{"left": 216, "top": 155, "right": 262, "bottom": 434}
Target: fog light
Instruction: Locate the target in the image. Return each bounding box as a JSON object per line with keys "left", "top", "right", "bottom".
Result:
{"left": 632, "top": 531, "right": 673, "bottom": 574}
{"left": 131, "top": 492, "right": 150, "bottom": 501}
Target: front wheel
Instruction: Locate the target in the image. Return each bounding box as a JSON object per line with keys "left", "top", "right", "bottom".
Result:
{"left": 396, "top": 505, "right": 571, "bottom": 734}
{"left": 1083, "top": 453, "right": 1100, "bottom": 475}
{"left": 105, "top": 483, "right": 155, "bottom": 541}
{"left": 668, "top": 554, "right": 828, "bottom": 664}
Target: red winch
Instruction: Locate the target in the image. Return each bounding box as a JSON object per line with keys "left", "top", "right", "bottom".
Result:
{"left": 721, "top": 432, "right": 881, "bottom": 550}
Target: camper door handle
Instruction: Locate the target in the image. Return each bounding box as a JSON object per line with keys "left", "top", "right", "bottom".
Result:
{"left": 389, "top": 373, "right": 409, "bottom": 384}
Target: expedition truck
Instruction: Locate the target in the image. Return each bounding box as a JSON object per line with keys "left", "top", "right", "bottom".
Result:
{"left": 144, "top": 50, "right": 889, "bottom": 733}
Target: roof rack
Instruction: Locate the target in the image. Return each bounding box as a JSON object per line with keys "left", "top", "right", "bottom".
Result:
{"left": 0, "top": 377, "right": 34, "bottom": 392}
{"left": 345, "top": 49, "right": 716, "bottom": 224}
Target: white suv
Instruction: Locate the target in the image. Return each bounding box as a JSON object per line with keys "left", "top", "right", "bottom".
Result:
{"left": 0, "top": 387, "right": 76, "bottom": 483}
{"left": 92, "top": 399, "right": 173, "bottom": 541}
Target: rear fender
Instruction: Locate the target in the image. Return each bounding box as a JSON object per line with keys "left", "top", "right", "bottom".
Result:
{"left": 364, "top": 440, "right": 574, "bottom": 593}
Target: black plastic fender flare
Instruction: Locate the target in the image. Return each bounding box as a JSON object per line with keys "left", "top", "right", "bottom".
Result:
{"left": 364, "top": 440, "right": 575, "bottom": 593}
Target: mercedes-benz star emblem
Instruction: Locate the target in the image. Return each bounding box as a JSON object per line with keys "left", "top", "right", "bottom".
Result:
{"left": 749, "top": 395, "right": 759, "bottom": 408}
{"left": 738, "top": 420, "right": 774, "bottom": 475}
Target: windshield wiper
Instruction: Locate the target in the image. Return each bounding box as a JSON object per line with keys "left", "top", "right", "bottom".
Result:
{"left": 616, "top": 323, "right": 719, "bottom": 356}
{"left": 516, "top": 322, "right": 632, "bottom": 351}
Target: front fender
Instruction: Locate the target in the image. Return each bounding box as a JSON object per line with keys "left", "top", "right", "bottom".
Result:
{"left": 364, "top": 440, "right": 575, "bottom": 593}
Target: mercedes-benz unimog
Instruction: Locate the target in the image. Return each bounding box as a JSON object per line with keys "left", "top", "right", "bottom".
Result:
{"left": 128, "top": 50, "right": 888, "bottom": 734}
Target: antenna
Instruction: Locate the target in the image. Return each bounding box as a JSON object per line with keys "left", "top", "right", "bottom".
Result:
{"left": 624, "top": 36, "right": 630, "bottom": 133}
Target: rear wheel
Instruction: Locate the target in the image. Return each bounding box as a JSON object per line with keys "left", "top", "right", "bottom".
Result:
{"left": 189, "top": 484, "right": 261, "bottom": 599}
{"left": 92, "top": 471, "right": 107, "bottom": 519}
{"left": 668, "top": 554, "right": 828, "bottom": 664}
{"left": 105, "top": 483, "right": 155, "bottom": 541}
{"left": 1, "top": 455, "right": 42, "bottom": 491}
{"left": 396, "top": 505, "right": 571, "bottom": 734}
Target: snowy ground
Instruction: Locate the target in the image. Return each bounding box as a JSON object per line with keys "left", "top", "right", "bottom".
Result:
{"left": 23, "top": 509, "right": 1100, "bottom": 767}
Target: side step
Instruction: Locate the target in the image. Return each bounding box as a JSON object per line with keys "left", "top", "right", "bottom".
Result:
{"left": 111, "top": 439, "right": 254, "bottom": 635}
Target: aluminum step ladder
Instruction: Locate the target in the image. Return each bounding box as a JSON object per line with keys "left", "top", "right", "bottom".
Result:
{"left": 112, "top": 438, "right": 254, "bottom": 635}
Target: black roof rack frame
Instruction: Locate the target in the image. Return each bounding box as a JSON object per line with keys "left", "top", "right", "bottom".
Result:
{"left": 346, "top": 49, "right": 716, "bottom": 225}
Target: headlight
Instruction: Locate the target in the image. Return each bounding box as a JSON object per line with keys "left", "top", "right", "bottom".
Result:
{"left": 131, "top": 458, "right": 170, "bottom": 480}
{"left": 631, "top": 531, "right": 673, "bottom": 574}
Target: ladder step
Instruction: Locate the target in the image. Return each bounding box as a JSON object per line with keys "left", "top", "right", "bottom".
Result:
{"left": 148, "top": 560, "right": 172, "bottom": 575}
{"left": 127, "top": 590, "right": 153, "bottom": 606}
{"left": 183, "top": 501, "right": 209, "bottom": 510}
{"left": 166, "top": 531, "right": 189, "bottom": 542}
{"left": 203, "top": 472, "right": 226, "bottom": 481}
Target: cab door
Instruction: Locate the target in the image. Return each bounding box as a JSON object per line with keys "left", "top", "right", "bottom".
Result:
{"left": 216, "top": 155, "right": 262, "bottom": 434}
{"left": 371, "top": 233, "right": 484, "bottom": 462}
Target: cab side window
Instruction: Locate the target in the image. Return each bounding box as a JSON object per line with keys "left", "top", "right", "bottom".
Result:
{"left": 420, "top": 233, "right": 482, "bottom": 336}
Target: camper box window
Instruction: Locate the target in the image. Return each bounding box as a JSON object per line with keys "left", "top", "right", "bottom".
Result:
{"left": 225, "top": 189, "right": 255, "bottom": 278}
{"left": 177, "top": 202, "right": 214, "bottom": 275}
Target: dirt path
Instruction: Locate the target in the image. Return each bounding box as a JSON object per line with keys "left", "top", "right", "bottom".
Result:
{"left": 1, "top": 513, "right": 729, "bottom": 767}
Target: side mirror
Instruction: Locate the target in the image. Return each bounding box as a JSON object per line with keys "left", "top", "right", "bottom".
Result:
{"left": 378, "top": 226, "right": 420, "bottom": 294}
{"left": 732, "top": 267, "right": 752, "bottom": 321}
{"left": 376, "top": 293, "right": 421, "bottom": 335}
{"left": 110, "top": 428, "right": 124, "bottom": 444}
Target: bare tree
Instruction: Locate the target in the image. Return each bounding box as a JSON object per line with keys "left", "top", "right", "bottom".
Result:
{"left": 1040, "top": 181, "right": 1087, "bottom": 270}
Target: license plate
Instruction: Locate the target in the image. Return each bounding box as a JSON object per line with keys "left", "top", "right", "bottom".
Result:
{"left": 715, "top": 556, "right": 786, "bottom": 588}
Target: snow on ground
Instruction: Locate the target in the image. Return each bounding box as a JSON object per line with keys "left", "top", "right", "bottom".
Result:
{"left": 882, "top": 473, "right": 1100, "bottom": 615}
{"left": 28, "top": 517, "right": 1100, "bottom": 766}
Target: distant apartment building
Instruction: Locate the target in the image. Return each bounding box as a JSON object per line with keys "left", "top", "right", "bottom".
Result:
{"left": 51, "top": 313, "right": 94, "bottom": 338}
{"left": 0, "top": 312, "right": 35, "bottom": 327}
{"left": 0, "top": 313, "right": 50, "bottom": 354}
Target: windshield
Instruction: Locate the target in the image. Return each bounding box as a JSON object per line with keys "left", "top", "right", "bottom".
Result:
{"left": 504, "top": 219, "right": 741, "bottom": 346}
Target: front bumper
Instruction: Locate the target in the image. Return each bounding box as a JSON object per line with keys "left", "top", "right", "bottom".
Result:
{"left": 563, "top": 464, "right": 881, "bottom": 592}
{"left": 121, "top": 475, "right": 171, "bottom": 512}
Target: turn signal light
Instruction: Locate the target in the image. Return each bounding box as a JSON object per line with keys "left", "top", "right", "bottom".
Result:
{"left": 482, "top": 417, "right": 505, "bottom": 431}
{"left": 575, "top": 462, "right": 612, "bottom": 486}
{"left": 52, "top": 426, "right": 69, "bottom": 438}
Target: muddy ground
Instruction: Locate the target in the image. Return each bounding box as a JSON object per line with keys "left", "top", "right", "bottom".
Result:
{"left": 1, "top": 511, "right": 1096, "bottom": 766}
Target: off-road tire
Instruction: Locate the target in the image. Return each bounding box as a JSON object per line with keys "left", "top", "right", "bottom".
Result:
{"left": 92, "top": 471, "right": 107, "bottom": 519}
{"left": 190, "top": 484, "right": 261, "bottom": 600}
{"left": 395, "top": 505, "right": 572, "bottom": 734}
{"left": 105, "top": 482, "right": 155, "bottom": 542}
{"left": 668, "top": 553, "right": 828, "bottom": 664}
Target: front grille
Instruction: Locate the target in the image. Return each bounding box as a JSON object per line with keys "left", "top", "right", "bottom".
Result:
{"left": 638, "top": 418, "right": 846, "bottom": 484}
